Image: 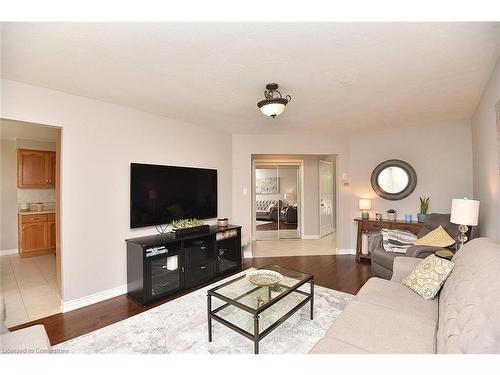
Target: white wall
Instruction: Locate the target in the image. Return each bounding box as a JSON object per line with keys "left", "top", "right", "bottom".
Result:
{"left": 0, "top": 139, "right": 18, "bottom": 250}
{"left": 1, "top": 79, "right": 233, "bottom": 303}
{"left": 233, "top": 120, "right": 473, "bottom": 252}
{"left": 232, "top": 135, "right": 351, "bottom": 250}
{"left": 348, "top": 120, "right": 474, "bottom": 247}
{"left": 472, "top": 58, "right": 500, "bottom": 240}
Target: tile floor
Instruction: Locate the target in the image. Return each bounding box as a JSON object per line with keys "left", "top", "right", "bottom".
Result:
{"left": 248, "top": 232, "right": 337, "bottom": 258}
{"left": 0, "top": 253, "right": 61, "bottom": 328}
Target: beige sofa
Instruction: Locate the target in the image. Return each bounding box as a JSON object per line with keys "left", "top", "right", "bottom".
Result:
{"left": 0, "top": 298, "right": 51, "bottom": 353}
{"left": 310, "top": 237, "right": 500, "bottom": 354}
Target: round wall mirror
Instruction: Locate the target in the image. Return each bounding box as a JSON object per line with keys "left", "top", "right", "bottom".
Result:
{"left": 371, "top": 160, "right": 417, "bottom": 200}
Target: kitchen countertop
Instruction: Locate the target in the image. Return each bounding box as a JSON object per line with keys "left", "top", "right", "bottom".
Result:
{"left": 18, "top": 210, "right": 56, "bottom": 215}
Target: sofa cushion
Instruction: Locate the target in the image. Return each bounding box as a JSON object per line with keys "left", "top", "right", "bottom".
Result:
{"left": 402, "top": 254, "right": 454, "bottom": 300}
{"left": 356, "top": 277, "right": 438, "bottom": 321}
{"left": 437, "top": 238, "right": 500, "bottom": 353}
{"left": 324, "top": 300, "right": 436, "bottom": 353}
{"left": 415, "top": 225, "right": 455, "bottom": 248}
{"left": 309, "top": 336, "right": 370, "bottom": 354}
{"left": 0, "top": 325, "right": 51, "bottom": 353}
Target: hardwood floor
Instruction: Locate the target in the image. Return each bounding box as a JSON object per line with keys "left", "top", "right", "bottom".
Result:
{"left": 10, "top": 255, "right": 373, "bottom": 346}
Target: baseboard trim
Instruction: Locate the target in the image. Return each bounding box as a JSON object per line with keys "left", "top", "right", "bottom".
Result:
{"left": 302, "top": 234, "right": 320, "bottom": 240}
{"left": 61, "top": 284, "right": 127, "bottom": 313}
{"left": 336, "top": 248, "right": 356, "bottom": 255}
{"left": 0, "top": 248, "right": 18, "bottom": 256}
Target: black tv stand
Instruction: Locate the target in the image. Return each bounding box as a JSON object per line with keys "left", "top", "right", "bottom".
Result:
{"left": 125, "top": 225, "right": 241, "bottom": 306}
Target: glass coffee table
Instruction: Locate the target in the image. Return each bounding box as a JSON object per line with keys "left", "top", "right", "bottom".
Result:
{"left": 207, "top": 265, "right": 314, "bottom": 354}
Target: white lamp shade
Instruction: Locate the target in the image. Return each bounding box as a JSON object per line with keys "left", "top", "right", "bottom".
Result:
{"left": 359, "top": 198, "right": 372, "bottom": 210}
{"left": 260, "top": 102, "right": 286, "bottom": 117}
{"left": 450, "top": 198, "right": 480, "bottom": 226}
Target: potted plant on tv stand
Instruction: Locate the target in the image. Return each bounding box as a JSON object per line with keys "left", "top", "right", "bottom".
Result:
{"left": 418, "top": 197, "right": 430, "bottom": 223}
{"left": 172, "top": 218, "right": 210, "bottom": 237}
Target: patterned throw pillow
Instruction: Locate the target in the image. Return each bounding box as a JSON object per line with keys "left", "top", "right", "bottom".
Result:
{"left": 402, "top": 255, "right": 454, "bottom": 300}
{"left": 414, "top": 225, "right": 456, "bottom": 248}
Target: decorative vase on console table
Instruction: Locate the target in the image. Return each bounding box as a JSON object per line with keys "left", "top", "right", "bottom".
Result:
{"left": 387, "top": 209, "right": 396, "bottom": 221}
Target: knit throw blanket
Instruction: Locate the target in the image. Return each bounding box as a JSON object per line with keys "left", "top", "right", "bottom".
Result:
{"left": 381, "top": 228, "right": 417, "bottom": 253}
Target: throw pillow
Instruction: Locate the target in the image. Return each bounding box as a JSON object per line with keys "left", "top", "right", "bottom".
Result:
{"left": 381, "top": 229, "right": 417, "bottom": 253}
{"left": 402, "top": 254, "right": 454, "bottom": 299}
{"left": 414, "top": 225, "right": 455, "bottom": 248}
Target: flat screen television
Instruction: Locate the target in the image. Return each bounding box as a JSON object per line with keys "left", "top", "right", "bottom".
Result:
{"left": 130, "top": 163, "right": 217, "bottom": 229}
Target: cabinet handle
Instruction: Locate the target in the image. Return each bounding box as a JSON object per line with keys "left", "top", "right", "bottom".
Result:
{"left": 181, "top": 267, "right": 184, "bottom": 272}
{"left": 200, "top": 265, "right": 207, "bottom": 269}
{"left": 200, "top": 246, "right": 207, "bottom": 250}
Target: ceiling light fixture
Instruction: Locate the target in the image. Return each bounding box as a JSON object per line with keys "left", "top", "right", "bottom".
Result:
{"left": 257, "top": 83, "right": 291, "bottom": 118}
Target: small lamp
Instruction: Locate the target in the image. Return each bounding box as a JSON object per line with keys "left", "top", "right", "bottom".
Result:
{"left": 359, "top": 199, "right": 372, "bottom": 220}
{"left": 450, "top": 198, "right": 480, "bottom": 250}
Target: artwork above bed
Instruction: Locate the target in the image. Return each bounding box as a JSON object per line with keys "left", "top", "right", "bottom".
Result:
{"left": 256, "top": 177, "right": 279, "bottom": 194}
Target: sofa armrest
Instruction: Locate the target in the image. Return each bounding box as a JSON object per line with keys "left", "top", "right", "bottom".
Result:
{"left": 405, "top": 245, "right": 446, "bottom": 259}
{"left": 391, "top": 257, "right": 422, "bottom": 282}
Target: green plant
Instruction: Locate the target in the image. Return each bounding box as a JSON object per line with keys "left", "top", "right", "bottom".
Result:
{"left": 172, "top": 218, "right": 204, "bottom": 229}
{"left": 270, "top": 284, "right": 283, "bottom": 293}
{"left": 419, "top": 197, "right": 430, "bottom": 214}
{"left": 387, "top": 209, "right": 396, "bottom": 214}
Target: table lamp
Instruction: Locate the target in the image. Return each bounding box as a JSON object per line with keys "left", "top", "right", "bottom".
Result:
{"left": 359, "top": 199, "right": 371, "bottom": 220}
{"left": 450, "top": 198, "right": 480, "bottom": 250}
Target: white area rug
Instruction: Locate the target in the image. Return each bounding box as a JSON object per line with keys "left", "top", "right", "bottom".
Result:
{"left": 55, "top": 270, "right": 353, "bottom": 354}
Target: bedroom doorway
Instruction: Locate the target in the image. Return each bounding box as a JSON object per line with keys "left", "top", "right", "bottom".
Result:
{"left": 253, "top": 161, "right": 302, "bottom": 240}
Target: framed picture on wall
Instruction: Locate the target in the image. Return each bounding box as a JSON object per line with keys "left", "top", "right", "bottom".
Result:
{"left": 256, "top": 177, "right": 279, "bottom": 194}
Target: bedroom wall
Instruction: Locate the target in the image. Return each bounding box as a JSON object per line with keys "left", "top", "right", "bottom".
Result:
{"left": 1, "top": 79, "right": 233, "bottom": 306}
{"left": 472, "top": 58, "right": 500, "bottom": 240}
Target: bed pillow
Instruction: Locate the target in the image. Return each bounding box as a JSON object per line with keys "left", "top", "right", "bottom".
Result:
{"left": 381, "top": 229, "right": 417, "bottom": 253}
{"left": 414, "top": 225, "right": 455, "bottom": 248}
{"left": 402, "top": 254, "right": 454, "bottom": 300}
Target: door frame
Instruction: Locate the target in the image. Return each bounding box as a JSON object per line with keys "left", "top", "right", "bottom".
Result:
{"left": 251, "top": 159, "right": 304, "bottom": 240}
{"left": 55, "top": 128, "right": 62, "bottom": 295}
{"left": 319, "top": 159, "right": 335, "bottom": 237}
{"left": 2, "top": 117, "right": 63, "bottom": 298}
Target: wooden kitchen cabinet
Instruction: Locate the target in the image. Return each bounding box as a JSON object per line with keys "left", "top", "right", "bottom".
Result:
{"left": 18, "top": 214, "right": 56, "bottom": 257}
{"left": 17, "top": 149, "right": 56, "bottom": 188}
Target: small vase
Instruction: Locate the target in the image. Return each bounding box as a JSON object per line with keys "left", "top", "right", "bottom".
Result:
{"left": 387, "top": 213, "right": 396, "bottom": 221}
{"left": 417, "top": 213, "right": 428, "bottom": 223}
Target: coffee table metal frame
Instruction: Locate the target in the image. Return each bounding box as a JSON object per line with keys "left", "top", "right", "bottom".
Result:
{"left": 207, "top": 265, "right": 314, "bottom": 354}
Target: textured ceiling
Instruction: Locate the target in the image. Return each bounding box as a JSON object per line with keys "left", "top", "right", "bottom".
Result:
{"left": 1, "top": 22, "right": 499, "bottom": 135}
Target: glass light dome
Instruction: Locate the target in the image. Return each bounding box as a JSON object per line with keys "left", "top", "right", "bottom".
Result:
{"left": 259, "top": 101, "right": 286, "bottom": 118}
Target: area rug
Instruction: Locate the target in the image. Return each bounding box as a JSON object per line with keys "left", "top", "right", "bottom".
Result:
{"left": 55, "top": 270, "right": 353, "bottom": 354}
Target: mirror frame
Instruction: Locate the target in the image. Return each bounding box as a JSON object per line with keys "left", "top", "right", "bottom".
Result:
{"left": 370, "top": 159, "right": 417, "bottom": 200}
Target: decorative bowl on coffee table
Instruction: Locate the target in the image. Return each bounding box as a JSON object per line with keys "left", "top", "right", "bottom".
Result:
{"left": 246, "top": 269, "right": 283, "bottom": 286}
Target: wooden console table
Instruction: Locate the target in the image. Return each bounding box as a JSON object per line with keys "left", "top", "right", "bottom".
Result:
{"left": 354, "top": 218, "right": 423, "bottom": 262}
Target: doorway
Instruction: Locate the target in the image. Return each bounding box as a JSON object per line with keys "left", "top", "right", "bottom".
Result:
{"left": 0, "top": 118, "right": 62, "bottom": 328}
{"left": 253, "top": 161, "right": 302, "bottom": 240}
{"left": 319, "top": 160, "right": 335, "bottom": 237}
